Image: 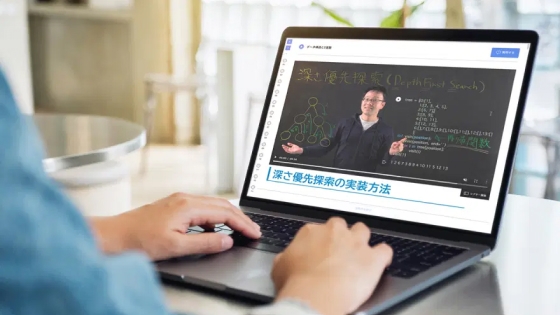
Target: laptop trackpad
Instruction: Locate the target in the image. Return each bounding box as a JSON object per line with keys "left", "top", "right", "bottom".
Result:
{"left": 157, "top": 247, "right": 277, "bottom": 298}
{"left": 229, "top": 269, "right": 276, "bottom": 298}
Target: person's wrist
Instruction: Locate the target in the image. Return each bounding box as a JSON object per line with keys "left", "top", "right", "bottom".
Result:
{"left": 113, "top": 211, "right": 141, "bottom": 251}
{"left": 89, "top": 214, "right": 137, "bottom": 254}
{"left": 276, "top": 275, "right": 346, "bottom": 315}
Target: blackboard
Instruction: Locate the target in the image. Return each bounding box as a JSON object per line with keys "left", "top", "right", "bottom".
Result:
{"left": 269, "top": 60, "right": 517, "bottom": 188}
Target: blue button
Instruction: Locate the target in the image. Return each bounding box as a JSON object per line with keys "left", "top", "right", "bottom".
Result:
{"left": 287, "top": 39, "right": 292, "bottom": 44}
{"left": 299, "top": 44, "right": 304, "bottom": 49}
{"left": 491, "top": 48, "right": 520, "bottom": 58}
{"left": 285, "top": 45, "right": 291, "bottom": 51}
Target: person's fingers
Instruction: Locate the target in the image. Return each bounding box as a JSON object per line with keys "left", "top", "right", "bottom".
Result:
{"left": 296, "top": 222, "right": 317, "bottom": 235}
{"left": 187, "top": 196, "right": 258, "bottom": 232}
{"left": 231, "top": 207, "right": 260, "bottom": 231}
{"left": 271, "top": 252, "right": 291, "bottom": 291}
{"left": 287, "top": 142, "right": 293, "bottom": 146}
{"left": 326, "top": 216, "right": 347, "bottom": 231}
{"left": 350, "top": 222, "right": 371, "bottom": 244}
{"left": 273, "top": 252, "right": 283, "bottom": 265}
{"left": 189, "top": 194, "right": 232, "bottom": 208}
{"left": 186, "top": 196, "right": 259, "bottom": 234}
{"left": 152, "top": 192, "right": 190, "bottom": 205}
{"left": 224, "top": 205, "right": 258, "bottom": 231}
{"left": 174, "top": 233, "right": 234, "bottom": 256}
{"left": 199, "top": 195, "right": 256, "bottom": 228}
{"left": 350, "top": 243, "right": 393, "bottom": 303}
{"left": 186, "top": 206, "right": 261, "bottom": 239}
{"left": 371, "top": 243, "right": 394, "bottom": 268}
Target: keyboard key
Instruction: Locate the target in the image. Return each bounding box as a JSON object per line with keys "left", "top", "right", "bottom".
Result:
{"left": 258, "top": 237, "right": 277, "bottom": 246}
{"left": 230, "top": 232, "right": 283, "bottom": 253}
{"left": 216, "top": 229, "right": 233, "bottom": 235}
{"left": 368, "top": 235, "right": 467, "bottom": 278}
{"left": 393, "top": 269, "right": 418, "bottom": 278}
{"left": 441, "top": 246, "right": 466, "bottom": 255}
{"left": 262, "top": 231, "right": 275, "bottom": 238}
{"left": 418, "top": 260, "right": 436, "bottom": 267}
{"left": 273, "top": 233, "right": 291, "bottom": 241}
{"left": 239, "top": 213, "right": 467, "bottom": 279}
{"left": 386, "top": 266, "right": 400, "bottom": 276}
{"left": 188, "top": 226, "right": 204, "bottom": 232}
{"left": 220, "top": 225, "right": 233, "bottom": 231}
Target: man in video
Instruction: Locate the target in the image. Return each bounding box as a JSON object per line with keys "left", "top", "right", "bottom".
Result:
{"left": 282, "top": 86, "right": 405, "bottom": 173}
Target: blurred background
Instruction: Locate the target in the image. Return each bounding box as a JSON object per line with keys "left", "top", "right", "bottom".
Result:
{"left": 1, "top": 0, "right": 560, "bottom": 214}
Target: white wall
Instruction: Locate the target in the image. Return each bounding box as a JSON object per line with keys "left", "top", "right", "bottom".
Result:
{"left": 0, "top": 0, "right": 34, "bottom": 113}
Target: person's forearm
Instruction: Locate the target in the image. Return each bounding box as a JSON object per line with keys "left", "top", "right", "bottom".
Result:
{"left": 88, "top": 216, "right": 135, "bottom": 254}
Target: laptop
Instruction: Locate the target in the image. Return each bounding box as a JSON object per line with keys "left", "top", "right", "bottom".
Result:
{"left": 157, "top": 27, "right": 538, "bottom": 314}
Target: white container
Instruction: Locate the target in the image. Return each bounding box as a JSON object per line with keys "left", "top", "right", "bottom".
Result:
{"left": 88, "top": 0, "right": 133, "bottom": 9}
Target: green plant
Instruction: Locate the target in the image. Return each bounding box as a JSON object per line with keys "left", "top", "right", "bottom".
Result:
{"left": 311, "top": 0, "right": 426, "bottom": 28}
{"left": 310, "top": 2, "right": 354, "bottom": 27}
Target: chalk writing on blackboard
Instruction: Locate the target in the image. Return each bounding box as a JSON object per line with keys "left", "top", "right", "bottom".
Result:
{"left": 280, "top": 97, "right": 335, "bottom": 147}
{"left": 296, "top": 67, "right": 486, "bottom": 93}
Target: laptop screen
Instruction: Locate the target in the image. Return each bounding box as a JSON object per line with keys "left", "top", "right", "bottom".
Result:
{"left": 246, "top": 37, "right": 531, "bottom": 234}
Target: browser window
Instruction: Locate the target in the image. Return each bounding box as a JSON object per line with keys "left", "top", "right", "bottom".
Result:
{"left": 247, "top": 38, "right": 531, "bottom": 234}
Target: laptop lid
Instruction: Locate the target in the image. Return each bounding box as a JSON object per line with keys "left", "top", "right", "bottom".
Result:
{"left": 240, "top": 27, "right": 539, "bottom": 249}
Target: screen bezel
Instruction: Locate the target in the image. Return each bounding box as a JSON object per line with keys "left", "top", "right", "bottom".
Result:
{"left": 239, "top": 27, "right": 539, "bottom": 250}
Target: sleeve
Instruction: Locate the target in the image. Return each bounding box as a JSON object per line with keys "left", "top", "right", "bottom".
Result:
{"left": 0, "top": 68, "right": 173, "bottom": 315}
{"left": 301, "top": 120, "right": 344, "bottom": 158}
{"left": 379, "top": 127, "right": 395, "bottom": 166}
{"left": 248, "top": 299, "right": 322, "bottom": 315}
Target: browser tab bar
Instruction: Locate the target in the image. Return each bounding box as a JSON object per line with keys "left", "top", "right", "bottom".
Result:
{"left": 289, "top": 39, "right": 525, "bottom": 64}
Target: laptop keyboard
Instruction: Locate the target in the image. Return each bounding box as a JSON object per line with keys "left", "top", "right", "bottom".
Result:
{"left": 187, "top": 212, "right": 467, "bottom": 279}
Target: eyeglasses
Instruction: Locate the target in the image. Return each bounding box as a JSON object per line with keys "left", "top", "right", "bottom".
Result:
{"left": 362, "top": 98, "right": 385, "bottom": 104}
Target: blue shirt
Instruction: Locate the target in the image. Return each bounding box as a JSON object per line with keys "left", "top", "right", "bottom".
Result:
{"left": 0, "top": 68, "right": 320, "bottom": 315}
{"left": 0, "top": 68, "right": 172, "bottom": 315}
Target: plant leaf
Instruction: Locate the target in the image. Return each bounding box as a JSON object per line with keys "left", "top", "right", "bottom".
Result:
{"left": 311, "top": 2, "right": 354, "bottom": 27}
{"left": 380, "top": 0, "right": 426, "bottom": 28}
{"left": 380, "top": 9, "right": 403, "bottom": 28}
{"left": 411, "top": 0, "right": 427, "bottom": 14}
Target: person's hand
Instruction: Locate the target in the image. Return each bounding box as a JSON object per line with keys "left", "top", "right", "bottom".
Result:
{"left": 282, "top": 143, "right": 303, "bottom": 155}
{"left": 272, "top": 217, "right": 393, "bottom": 315}
{"left": 90, "top": 193, "right": 261, "bottom": 261}
{"left": 389, "top": 137, "right": 406, "bottom": 155}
